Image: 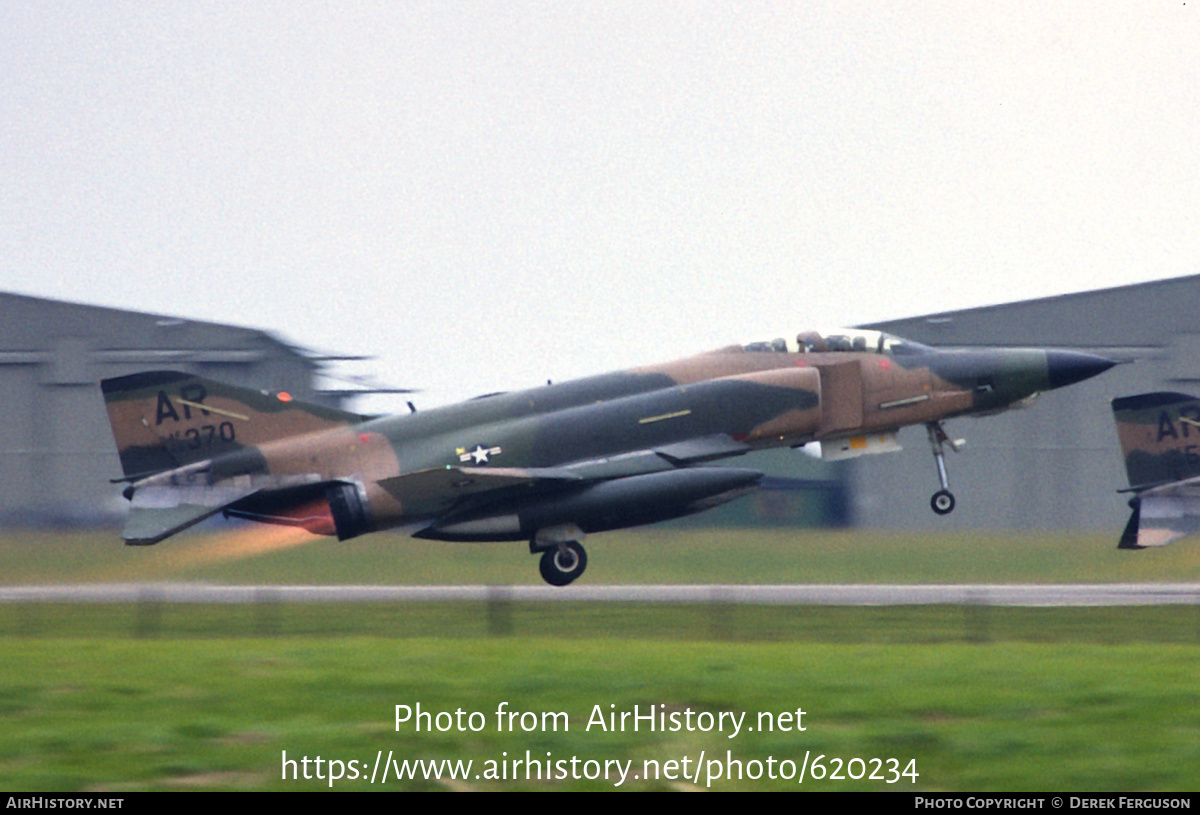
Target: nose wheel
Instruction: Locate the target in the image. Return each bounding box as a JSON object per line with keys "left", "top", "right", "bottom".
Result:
{"left": 926, "top": 422, "right": 963, "bottom": 516}
{"left": 931, "top": 489, "right": 955, "bottom": 515}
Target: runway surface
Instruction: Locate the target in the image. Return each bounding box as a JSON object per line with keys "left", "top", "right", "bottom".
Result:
{"left": 0, "top": 583, "right": 1197, "bottom": 606}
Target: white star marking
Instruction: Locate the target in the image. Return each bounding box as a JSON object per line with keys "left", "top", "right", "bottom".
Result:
{"left": 459, "top": 444, "right": 502, "bottom": 465}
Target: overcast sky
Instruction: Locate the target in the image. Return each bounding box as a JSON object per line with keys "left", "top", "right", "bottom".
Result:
{"left": 3, "top": 2, "right": 1199, "bottom": 408}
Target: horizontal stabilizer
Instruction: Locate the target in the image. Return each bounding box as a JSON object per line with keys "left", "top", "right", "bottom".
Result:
{"left": 123, "top": 484, "right": 262, "bottom": 545}
{"left": 1118, "top": 487, "right": 1200, "bottom": 549}
{"left": 1118, "top": 502, "right": 1142, "bottom": 549}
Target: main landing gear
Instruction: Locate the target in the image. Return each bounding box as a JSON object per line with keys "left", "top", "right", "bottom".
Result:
{"left": 926, "top": 421, "right": 964, "bottom": 516}
{"left": 530, "top": 524, "right": 588, "bottom": 586}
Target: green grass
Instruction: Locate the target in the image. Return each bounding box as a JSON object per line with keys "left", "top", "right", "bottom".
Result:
{"left": 2, "top": 528, "right": 1198, "bottom": 792}
{"left": 1, "top": 637, "right": 1196, "bottom": 791}
{"left": 4, "top": 526, "right": 1200, "bottom": 585}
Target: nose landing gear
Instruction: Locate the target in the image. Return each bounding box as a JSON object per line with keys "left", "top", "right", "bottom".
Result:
{"left": 931, "top": 489, "right": 955, "bottom": 515}
{"left": 926, "top": 421, "right": 964, "bottom": 516}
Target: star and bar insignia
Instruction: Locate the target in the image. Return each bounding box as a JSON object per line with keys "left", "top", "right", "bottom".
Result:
{"left": 456, "top": 444, "right": 502, "bottom": 465}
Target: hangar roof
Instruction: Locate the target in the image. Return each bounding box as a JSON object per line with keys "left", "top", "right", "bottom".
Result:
{"left": 0, "top": 291, "right": 312, "bottom": 363}
{"left": 861, "top": 274, "right": 1200, "bottom": 351}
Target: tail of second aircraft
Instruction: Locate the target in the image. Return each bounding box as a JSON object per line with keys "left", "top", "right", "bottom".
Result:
{"left": 1112, "top": 392, "right": 1200, "bottom": 490}
{"left": 1111, "top": 392, "right": 1200, "bottom": 548}
{"left": 101, "top": 370, "right": 364, "bottom": 481}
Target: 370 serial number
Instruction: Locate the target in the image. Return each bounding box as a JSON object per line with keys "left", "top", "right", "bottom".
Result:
{"left": 160, "top": 422, "right": 237, "bottom": 450}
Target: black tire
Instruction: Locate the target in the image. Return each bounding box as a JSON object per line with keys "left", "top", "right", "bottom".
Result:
{"left": 538, "top": 541, "right": 587, "bottom": 586}
{"left": 931, "top": 489, "right": 955, "bottom": 515}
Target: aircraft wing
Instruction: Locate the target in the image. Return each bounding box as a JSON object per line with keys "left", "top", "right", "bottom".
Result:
{"left": 377, "top": 466, "right": 583, "bottom": 513}
{"left": 119, "top": 435, "right": 752, "bottom": 546}
{"left": 123, "top": 484, "right": 264, "bottom": 545}
{"left": 654, "top": 434, "right": 751, "bottom": 464}
{"left": 378, "top": 438, "right": 755, "bottom": 528}
{"left": 1120, "top": 477, "right": 1200, "bottom": 549}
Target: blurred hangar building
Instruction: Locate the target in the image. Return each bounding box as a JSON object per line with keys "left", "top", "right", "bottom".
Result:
{"left": 3, "top": 276, "right": 1200, "bottom": 533}
{"left": 855, "top": 273, "right": 1200, "bottom": 533}
{"left": 0, "top": 292, "right": 336, "bottom": 526}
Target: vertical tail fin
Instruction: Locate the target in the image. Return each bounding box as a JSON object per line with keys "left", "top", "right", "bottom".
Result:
{"left": 1111, "top": 392, "right": 1200, "bottom": 490}
{"left": 1111, "top": 392, "right": 1200, "bottom": 549}
{"left": 101, "top": 371, "right": 363, "bottom": 480}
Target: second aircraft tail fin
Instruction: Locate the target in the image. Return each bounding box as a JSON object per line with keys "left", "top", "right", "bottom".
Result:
{"left": 1111, "top": 391, "right": 1200, "bottom": 549}
{"left": 1111, "top": 392, "right": 1200, "bottom": 490}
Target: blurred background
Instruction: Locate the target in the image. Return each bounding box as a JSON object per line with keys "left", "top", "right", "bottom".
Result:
{"left": 1, "top": 274, "right": 1196, "bottom": 535}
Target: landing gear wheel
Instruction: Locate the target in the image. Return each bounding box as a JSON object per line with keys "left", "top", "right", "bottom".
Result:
{"left": 538, "top": 541, "right": 587, "bottom": 586}
{"left": 931, "top": 489, "right": 955, "bottom": 515}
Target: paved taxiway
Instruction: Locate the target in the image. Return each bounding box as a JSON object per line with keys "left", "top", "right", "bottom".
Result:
{"left": 0, "top": 583, "right": 1197, "bottom": 605}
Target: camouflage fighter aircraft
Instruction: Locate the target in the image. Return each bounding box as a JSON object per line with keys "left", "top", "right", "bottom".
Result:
{"left": 1111, "top": 391, "right": 1200, "bottom": 548}
{"left": 101, "top": 328, "right": 1115, "bottom": 585}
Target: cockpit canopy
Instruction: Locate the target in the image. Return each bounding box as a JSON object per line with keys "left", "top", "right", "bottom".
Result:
{"left": 740, "top": 328, "right": 933, "bottom": 356}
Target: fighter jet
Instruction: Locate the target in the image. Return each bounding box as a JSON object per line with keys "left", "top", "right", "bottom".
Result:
{"left": 100, "top": 328, "right": 1114, "bottom": 585}
{"left": 1111, "top": 391, "right": 1200, "bottom": 548}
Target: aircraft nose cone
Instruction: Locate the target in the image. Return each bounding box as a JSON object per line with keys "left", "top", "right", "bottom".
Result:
{"left": 1045, "top": 350, "right": 1117, "bottom": 390}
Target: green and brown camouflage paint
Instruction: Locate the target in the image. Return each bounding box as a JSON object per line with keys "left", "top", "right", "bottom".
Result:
{"left": 101, "top": 329, "right": 1115, "bottom": 570}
